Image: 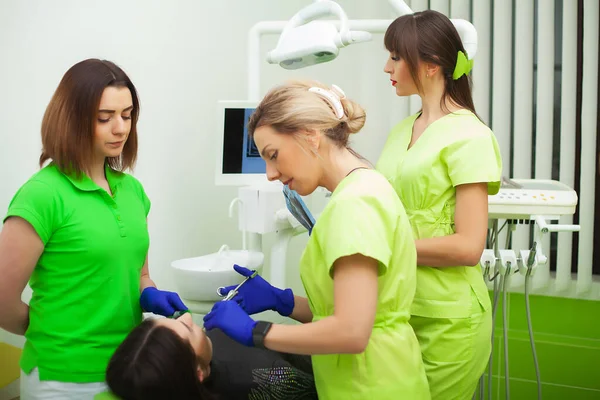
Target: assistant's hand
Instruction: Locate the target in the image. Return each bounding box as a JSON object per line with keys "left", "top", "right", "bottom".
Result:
{"left": 218, "top": 264, "right": 295, "bottom": 316}
{"left": 203, "top": 301, "right": 257, "bottom": 347}
{"left": 140, "top": 287, "right": 188, "bottom": 317}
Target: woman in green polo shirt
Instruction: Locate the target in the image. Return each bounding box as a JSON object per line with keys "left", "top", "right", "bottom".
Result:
{"left": 0, "top": 59, "right": 188, "bottom": 400}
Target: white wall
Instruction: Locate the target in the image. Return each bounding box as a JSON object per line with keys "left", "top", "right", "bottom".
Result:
{"left": 0, "top": 0, "right": 406, "bottom": 345}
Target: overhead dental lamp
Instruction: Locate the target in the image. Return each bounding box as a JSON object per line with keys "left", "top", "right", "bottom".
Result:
{"left": 266, "top": 0, "right": 372, "bottom": 70}
{"left": 265, "top": 0, "right": 478, "bottom": 72}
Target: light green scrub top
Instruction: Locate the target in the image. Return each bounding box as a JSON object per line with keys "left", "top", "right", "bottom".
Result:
{"left": 299, "top": 169, "right": 430, "bottom": 400}
{"left": 4, "top": 163, "right": 150, "bottom": 383}
{"left": 376, "top": 110, "right": 502, "bottom": 319}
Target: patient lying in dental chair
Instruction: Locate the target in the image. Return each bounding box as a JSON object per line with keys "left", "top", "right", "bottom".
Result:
{"left": 104, "top": 312, "right": 317, "bottom": 400}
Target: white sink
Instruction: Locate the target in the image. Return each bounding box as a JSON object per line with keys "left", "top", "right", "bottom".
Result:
{"left": 171, "top": 245, "right": 264, "bottom": 302}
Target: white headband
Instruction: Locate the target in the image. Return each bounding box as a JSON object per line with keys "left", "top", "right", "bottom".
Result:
{"left": 308, "top": 84, "right": 346, "bottom": 119}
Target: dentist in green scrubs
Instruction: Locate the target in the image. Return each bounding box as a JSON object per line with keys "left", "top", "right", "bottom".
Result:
{"left": 204, "top": 80, "right": 431, "bottom": 400}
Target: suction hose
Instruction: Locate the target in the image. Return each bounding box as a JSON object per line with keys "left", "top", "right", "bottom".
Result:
{"left": 502, "top": 265, "right": 511, "bottom": 399}
{"left": 524, "top": 244, "right": 542, "bottom": 399}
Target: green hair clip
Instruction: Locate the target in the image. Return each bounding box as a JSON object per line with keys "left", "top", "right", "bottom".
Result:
{"left": 453, "top": 50, "right": 474, "bottom": 80}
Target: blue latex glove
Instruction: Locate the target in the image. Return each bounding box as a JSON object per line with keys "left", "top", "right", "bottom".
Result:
{"left": 140, "top": 287, "right": 188, "bottom": 317}
{"left": 203, "top": 301, "right": 257, "bottom": 347}
{"left": 218, "top": 264, "right": 294, "bottom": 316}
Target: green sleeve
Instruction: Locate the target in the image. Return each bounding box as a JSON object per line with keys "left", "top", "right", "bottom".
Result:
{"left": 314, "top": 196, "right": 393, "bottom": 278}
{"left": 140, "top": 184, "right": 151, "bottom": 217}
{"left": 442, "top": 133, "right": 503, "bottom": 195}
{"left": 4, "top": 179, "right": 62, "bottom": 244}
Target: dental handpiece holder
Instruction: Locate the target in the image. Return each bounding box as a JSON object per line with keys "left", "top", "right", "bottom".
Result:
{"left": 533, "top": 215, "right": 581, "bottom": 235}
{"left": 529, "top": 215, "right": 581, "bottom": 271}
{"left": 233, "top": 184, "right": 300, "bottom": 237}
{"left": 484, "top": 178, "right": 581, "bottom": 281}
{"left": 482, "top": 215, "right": 581, "bottom": 279}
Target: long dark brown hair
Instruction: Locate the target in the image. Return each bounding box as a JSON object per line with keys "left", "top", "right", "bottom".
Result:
{"left": 105, "top": 319, "right": 215, "bottom": 400}
{"left": 40, "top": 58, "right": 140, "bottom": 177}
{"left": 384, "top": 10, "right": 478, "bottom": 117}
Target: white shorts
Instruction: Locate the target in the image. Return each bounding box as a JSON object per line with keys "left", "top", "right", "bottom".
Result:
{"left": 20, "top": 368, "right": 108, "bottom": 400}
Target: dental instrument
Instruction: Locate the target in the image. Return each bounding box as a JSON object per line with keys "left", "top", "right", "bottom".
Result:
{"left": 217, "top": 270, "right": 258, "bottom": 302}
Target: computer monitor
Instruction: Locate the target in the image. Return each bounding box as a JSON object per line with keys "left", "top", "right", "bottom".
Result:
{"left": 215, "top": 100, "right": 268, "bottom": 186}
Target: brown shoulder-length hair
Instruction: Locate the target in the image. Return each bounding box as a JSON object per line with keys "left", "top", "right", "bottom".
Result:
{"left": 384, "top": 10, "right": 478, "bottom": 117}
{"left": 40, "top": 59, "right": 140, "bottom": 176}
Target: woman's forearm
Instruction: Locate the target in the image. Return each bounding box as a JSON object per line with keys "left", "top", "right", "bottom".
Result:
{"left": 418, "top": 183, "right": 489, "bottom": 267}
{"left": 139, "top": 256, "right": 156, "bottom": 292}
{"left": 264, "top": 315, "right": 369, "bottom": 355}
{"left": 264, "top": 254, "right": 378, "bottom": 355}
{"left": 0, "top": 301, "right": 29, "bottom": 335}
{"left": 416, "top": 234, "right": 483, "bottom": 267}
{"left": 140, "top": 275, "right": 156, "bottom": 291}
{"left": 289, "top": 295, "right": 313, "bottom": 323}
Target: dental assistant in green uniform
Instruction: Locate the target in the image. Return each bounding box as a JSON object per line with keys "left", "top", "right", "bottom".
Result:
{"left": 0, "top": 59, "right": 187, "bottom": 400}
{"left": 203, "top": 80, "right": 430, "bottom": 400}
{"left": 376, "top": 11, "right": 502, "bottom": 400}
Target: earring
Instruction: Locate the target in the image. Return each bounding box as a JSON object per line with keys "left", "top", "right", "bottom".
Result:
{"left": 426, "top": 73, "right": 429, "bottom": 78}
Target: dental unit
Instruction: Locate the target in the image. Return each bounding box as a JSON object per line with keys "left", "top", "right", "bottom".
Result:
{"left": 482, "top": 178, "right": 580, "bottom": 400}
{"left": 168, "top": 1, "right": 585, "bottom": 400}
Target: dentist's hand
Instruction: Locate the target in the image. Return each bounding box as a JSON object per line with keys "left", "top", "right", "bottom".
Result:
{"left": 219, "top": 264, "right": 294, "bottom": 316}
{"left": 140, "top": 287, "right": 188, "bottom": 317}
{"left": 203, "top": 301, "right": 257, "bottom": 347}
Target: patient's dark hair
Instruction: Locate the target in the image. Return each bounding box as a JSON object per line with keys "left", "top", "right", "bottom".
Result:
{"left": 106, "top": 319, "right": 215, "bottom": 400}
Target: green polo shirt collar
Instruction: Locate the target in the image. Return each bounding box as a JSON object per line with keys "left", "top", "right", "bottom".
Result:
{"left": 59, "top": 163, "right": 125, "bottom": 194}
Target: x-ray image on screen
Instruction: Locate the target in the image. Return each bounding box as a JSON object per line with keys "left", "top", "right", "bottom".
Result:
{"left": 222, "top": 107, "right": 266, "bottom": 175}
{"left": 246, "top": 136, "right": 260, "bottom": 157}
